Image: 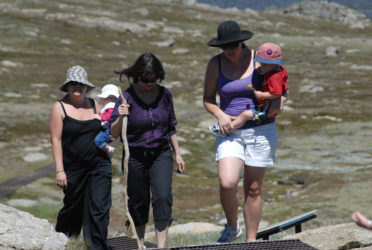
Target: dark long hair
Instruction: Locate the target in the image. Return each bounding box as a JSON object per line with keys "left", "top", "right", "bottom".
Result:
{"left": 114, "top": 53, "right": 165, "bottom": 84}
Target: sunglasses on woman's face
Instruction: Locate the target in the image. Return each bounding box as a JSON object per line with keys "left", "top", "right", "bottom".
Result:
{"left": 69, "top": 82, "right": 85, "bottom": 88}
{"left": 140, "top": 77, "right": 158, "bottom": 84}
{"left": 221, "top": 42, "right": 240, "bottom": 50}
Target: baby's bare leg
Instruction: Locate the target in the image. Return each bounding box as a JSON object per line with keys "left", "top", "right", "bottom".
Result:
{"left": 267, "top": 96, "right": 286, "bottom": 117}
{"left": 232, "top": 110, "right": 254, "bottom": 130}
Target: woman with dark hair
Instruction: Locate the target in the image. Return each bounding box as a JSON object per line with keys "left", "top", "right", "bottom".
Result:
{"left": 203, "top": 20, "right": 287, "bottom": 243}
{"left": 109, "top": 53, "right": 185, "bottom": 248}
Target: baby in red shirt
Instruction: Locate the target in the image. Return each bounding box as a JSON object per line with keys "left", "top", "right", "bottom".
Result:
{"left": 253, "top": 42, "right": 288, "bottom": 118}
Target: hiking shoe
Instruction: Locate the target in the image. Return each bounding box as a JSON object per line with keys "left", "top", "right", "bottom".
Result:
{"left": 251, "top": 108, "right": 267, "bottom": 125}
{"left": 209, "top": 125, "right": 226, "bottom": 137}
{"left": 106, "top": 146, "right": 115, "bottom": 159}
{"left": 217, "top": 222, "right": 242, "bottom": 243}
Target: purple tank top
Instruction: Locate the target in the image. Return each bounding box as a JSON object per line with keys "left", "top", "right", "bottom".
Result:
{"left": 217, "top": 52, "right": 274, "bottom": 128}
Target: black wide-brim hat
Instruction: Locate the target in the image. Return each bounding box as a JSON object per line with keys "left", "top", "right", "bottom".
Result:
{"left": 207, "top": 20, "right": 253, "bottom": 47}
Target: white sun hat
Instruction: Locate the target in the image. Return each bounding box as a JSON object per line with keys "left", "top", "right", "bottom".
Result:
{"left": 96, "top": 84, "right": 120, "bottom": 100}
{"left": 60, "top": 65, "right": 95, "bottom": 92}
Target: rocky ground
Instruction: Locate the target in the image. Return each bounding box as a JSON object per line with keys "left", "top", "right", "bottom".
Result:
{"left": 0, "top": 0, "right": 372, "bottom": 248}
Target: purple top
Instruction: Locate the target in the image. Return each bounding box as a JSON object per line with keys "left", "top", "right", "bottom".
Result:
{"left": 217, "top": 53, "right": 275, "bottom": 128}
{"left": 108, "top": 85, "right": 177, "bottom": 149}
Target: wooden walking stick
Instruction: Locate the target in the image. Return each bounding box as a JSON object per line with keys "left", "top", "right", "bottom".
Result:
{"left": 119, "top": 87, "right": 142, "bottom": 249}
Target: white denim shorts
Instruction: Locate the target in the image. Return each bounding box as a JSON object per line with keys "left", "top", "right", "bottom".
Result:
{"left": 216, "top": 122, "right": 278, "bottom": 167}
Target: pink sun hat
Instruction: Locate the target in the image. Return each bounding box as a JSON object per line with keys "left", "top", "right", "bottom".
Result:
{"left": 254, "top": 43, "right": 284, "bottom": 65}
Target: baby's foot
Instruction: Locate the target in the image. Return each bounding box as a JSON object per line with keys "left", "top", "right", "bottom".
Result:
{"left": 106, "top": 146, "right": 115, "bottom": 159}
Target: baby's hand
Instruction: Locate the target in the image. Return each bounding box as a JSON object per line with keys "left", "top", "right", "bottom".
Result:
{"left": 94, "top": 114, "right": 102, "bottom": 120}
{"left": 254, "top": 90, "right": 265, "bottom": 99}
{"left": 255, "top": 67, "right": 264, "bottom": 75}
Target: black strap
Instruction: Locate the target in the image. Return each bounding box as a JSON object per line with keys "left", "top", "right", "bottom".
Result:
{"left": 217, "top": 54, "right": 221, "bottom": 73}
{"left": 253, "top": 50, "right": 256, "bottom": 69}
{"left": 59, "top": 101, "right": 67, "bottom": 116}
{"left": 89, "top": 98, "right": 97, "bottom": 114}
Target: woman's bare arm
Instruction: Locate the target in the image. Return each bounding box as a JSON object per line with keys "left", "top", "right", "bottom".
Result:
{"left": 170, "top": 133, "right": 185, "bottom": 173}
{"left": 203, "top": 56, "right": 235, "bottom": 134}
{"left": 49, "top": 102, "right": 68, "bottom": 189}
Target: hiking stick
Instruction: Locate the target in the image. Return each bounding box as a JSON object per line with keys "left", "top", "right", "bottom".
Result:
{"left": 118, "top": 87, "right": 141, "bottom": 249}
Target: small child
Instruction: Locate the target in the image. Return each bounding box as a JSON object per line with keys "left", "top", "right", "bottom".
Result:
{"left": 210, "top": 42, "right": 288, "bottom": 137}
{"left": 94, "top": 84, "right": 120, "bottom": 159}
{"left": 253, "top": 42, "right": 288, "bottom": 118}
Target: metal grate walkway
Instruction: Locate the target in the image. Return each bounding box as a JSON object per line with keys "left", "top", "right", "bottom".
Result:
{"left": 108, "top": 237, "right": 318, "bottom": 250}
{"left": 108, "top": 236, "right": 156, "bottom": 250}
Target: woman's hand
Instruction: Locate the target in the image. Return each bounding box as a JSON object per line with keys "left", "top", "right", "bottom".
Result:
{"left": 56, "top": 171, "right": 68, "bottom": 189}
{"left": 217, "top": 112, "right": 236, "bottom": 135}
{"left": 175, "top": 154, "right": 185, "bottom": 174}
{"left": 110, "top": 104, "right": 130, "bottom": 137}
{"left": 118, "top": 104, "right": 130, "bottom": 117}
{"left": 267, "top": 94, "right": 287, "bottom": 117}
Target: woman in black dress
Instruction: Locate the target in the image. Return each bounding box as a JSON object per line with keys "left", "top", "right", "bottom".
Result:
{"left": 50, "top": 65, "right": 112, "bottom": 250}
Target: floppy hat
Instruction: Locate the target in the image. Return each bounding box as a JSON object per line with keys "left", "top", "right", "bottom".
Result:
{"left": 207, "top": 20, "right": 253, "bottom": 47}
{"left": 60, "top": 65, "right": 95, "bottom": 92}
{"left": 254, "top": 43, "right": 284, "bottom": 65}
{"left": 96, "top": 84, "right": 119, "bottom": 100}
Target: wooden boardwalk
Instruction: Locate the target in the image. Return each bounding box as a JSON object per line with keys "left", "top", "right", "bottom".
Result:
{"left": 0, "top": 164, "right": 54, "bottom": 198}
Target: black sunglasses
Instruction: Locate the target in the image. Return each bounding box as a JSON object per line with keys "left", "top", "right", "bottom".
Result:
{"left": 221, "top": 42, "right": 240, "bottom": 50}
{"left": 140, "top": 77, "right": 158, "bottom": 84}
{"left": 69, "top": 82, "right": 85, "bottom": 87}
